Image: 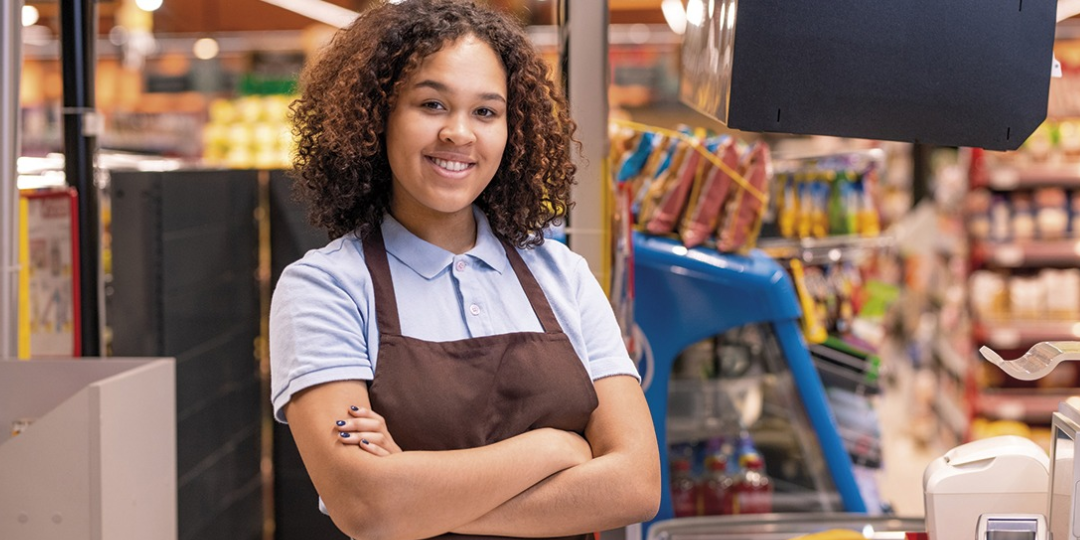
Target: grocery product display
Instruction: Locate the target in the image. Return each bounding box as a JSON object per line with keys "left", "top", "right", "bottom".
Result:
{"left": 202, "top": 94, "right": 295, "bottom": 170}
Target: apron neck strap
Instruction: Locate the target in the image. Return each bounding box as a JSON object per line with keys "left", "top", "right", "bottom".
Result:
{"left": 499, "top": 238, "right": 561, "bottom": 334}
{"left": 362, "top": 224, "right": 562, "bottom": 336}
{"left": 361, "top": 227, "right": 403, "bottom": 336}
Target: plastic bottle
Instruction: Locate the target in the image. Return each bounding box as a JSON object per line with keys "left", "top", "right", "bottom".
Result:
{"left": 730, "top": 453, "right": 773, "bottom": 514}
{"left": 701, "top": 454, "right": 733, "bottom": 515}
{"left": 670, "top": 458, "right": 699, "bottom": 517}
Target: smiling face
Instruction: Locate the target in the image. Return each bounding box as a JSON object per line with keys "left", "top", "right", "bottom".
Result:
{"left": 384, "top": 34, "right": 509, "bottom": 234}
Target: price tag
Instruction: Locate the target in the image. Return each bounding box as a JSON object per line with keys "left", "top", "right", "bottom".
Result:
{"left": 994, "top": 245, "right": 1025, "bottom": 267}
{"left": 990, "top": 168, "right": 1020, "bottom": 190}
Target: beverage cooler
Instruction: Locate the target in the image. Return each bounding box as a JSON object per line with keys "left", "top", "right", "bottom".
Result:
{"left": 631, "top": 233, "right": 904, "bottom": 537}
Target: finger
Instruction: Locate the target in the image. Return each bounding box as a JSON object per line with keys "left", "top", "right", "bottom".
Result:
{"left": 335, "top": 431, "right": 363, "bottom": 445}
{"left": 348, "top": 431, "right": 402, "bottom": 454}
{"left": 334, "top": 418, "right": 388, "bottom": 433}
{"left": 348, "top": 406, "right": 387, "bottom": 423}
{"left": 357, "top": 438, "right": 391, "bottom": 457}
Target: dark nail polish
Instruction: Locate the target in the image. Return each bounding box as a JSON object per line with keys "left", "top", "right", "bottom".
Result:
{"left": 350, "top": 406, "right": 359, "bottom": 412}
{"left": 336, "top": 420, "right": 346, "bottom": 427}
{"left": 361, "top": 439, "right": 370, "bottom": 445}
{"left": 340, "top": 432, "right": 351, "bottom": 438}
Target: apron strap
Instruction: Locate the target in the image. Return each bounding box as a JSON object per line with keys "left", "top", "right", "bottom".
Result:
{"left": 361, "top": 227, "right": 403, "bottom": 336}
{"left": 499, "top": 238, "right": 561, "bottom": 334}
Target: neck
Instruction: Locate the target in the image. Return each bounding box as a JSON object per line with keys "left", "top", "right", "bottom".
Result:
{"left": 390, "top": 207, "right": 478, "bottom": 255}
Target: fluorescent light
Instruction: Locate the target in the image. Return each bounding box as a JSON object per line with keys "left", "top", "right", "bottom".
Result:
{"left": 259, "top": 0, "right": 359, "bottom": 28}
{"left": 22, "top": 5, "right": 39, "bottom": 27}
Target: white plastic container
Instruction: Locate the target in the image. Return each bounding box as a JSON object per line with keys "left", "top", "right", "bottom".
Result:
{"left": 923, "top": 435, "right": 1050, "bottom": 540}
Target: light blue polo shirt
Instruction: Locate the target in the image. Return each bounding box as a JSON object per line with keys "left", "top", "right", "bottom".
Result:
{"left": 270, "top": 207, "right": 639, "bottom": 423}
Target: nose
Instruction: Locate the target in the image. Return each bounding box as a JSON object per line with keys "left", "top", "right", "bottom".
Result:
{"left": 439, "top": 114, "right": 476, "bottom": 145}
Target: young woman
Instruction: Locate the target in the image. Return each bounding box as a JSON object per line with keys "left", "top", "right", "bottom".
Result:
{"left": 270, "top": 1, "right": 660, "bottom": 538}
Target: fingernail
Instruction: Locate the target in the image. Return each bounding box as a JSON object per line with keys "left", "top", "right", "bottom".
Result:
{"left": 340, "top": 432, "right": 351, "bottom": 438}
{"left": 361, "top": 439, "right": 370, "bottom": 445}
{"left": 336, "top": 420, "right": 346, "bottom": 427}
{"left": 350, "top": 406, "right": 359, "bottom": 412}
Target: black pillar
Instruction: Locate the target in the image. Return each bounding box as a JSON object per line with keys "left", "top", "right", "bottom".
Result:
{"left": 60, "top": 0, "right": 100, "bottom": 356}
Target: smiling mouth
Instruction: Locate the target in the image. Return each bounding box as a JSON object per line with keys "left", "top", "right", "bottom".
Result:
{"left": 429, "top": 157, "right": 475, "bottom": 173}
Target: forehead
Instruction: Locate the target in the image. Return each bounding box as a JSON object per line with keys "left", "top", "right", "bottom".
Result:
{"left": 405, "top": 35, "right": 507, "bottom": 90}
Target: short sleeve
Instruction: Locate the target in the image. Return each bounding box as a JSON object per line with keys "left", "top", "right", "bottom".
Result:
{"left": 572, "top": 257, "right": 641, "bottom": 382}
{"left": 270, "top": 261, "right": 373, "bottom": 423}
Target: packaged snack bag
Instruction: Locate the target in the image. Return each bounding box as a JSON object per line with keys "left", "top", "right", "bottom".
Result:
{"left": 680, "top": 138, "right": 740, "bottom": 247}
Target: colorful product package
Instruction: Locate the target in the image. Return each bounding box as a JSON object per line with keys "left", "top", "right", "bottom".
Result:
{"left": 717, "top": 142, "right": 772, "bottom": 252}
{"left": 680, "top": 138, "right": 740, "bottom": 248}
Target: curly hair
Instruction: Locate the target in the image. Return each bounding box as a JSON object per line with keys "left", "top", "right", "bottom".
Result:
{"left": 290, "top": 0, "right": 578, "bottom": 247}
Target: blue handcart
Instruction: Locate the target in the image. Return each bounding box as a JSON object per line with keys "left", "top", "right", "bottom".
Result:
{"left": 631, "top": 233, "right": 874, "bottom": 538}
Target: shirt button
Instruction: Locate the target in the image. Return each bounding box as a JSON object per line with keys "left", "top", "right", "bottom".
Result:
{"left": 469, "top": 304, "right": 481, "bottom": 316}
{"left": 455, "top": 261, "right": 466, "bottom": 272}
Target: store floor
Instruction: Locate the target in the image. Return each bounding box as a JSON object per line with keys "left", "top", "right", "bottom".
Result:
{"left": 877, "top": 358, "right": 948, "bottom": 517}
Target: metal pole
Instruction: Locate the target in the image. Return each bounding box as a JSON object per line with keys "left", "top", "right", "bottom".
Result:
{"left": 558, "top": 0, "right": 609, "bottom": 283}
{"left": 60, "top": 0, "right": 101, "bottom": 356}
{"left": 1, "top": 0, "right": 22, "bottom": 359}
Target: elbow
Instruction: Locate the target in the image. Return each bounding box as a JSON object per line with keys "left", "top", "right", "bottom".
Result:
{"left": 613, "top": 460, "right": 661, "bottom": 525}
{"left": 629, "top": 468, "right": 662, "bottom": 523}
{"left": 325, "top": 495, "right": 401, "bottom": 540}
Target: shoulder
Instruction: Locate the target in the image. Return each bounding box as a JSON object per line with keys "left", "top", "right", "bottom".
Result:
{"left": 515, "top": 239, "right": 594, "bottom": 296}
{"left": 517, "top": 238, "right": 587, "bottom": 275}
{"left": 276, "top": 233, "right": 371, "bottom": 301}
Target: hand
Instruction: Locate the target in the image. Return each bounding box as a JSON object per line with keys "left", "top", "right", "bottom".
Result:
{"left": 333, "top": 406, "right": 402, "bottom": 456}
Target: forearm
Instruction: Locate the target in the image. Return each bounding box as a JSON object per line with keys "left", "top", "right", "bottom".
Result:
{"left": 325, "top": 428, "right": 581, "bottom": 540}
{"left": 452, "top": 451, "right": 658, "bottom": 537}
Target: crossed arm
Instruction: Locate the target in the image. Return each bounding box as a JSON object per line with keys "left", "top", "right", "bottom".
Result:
{"left": 284, "top": 375, "right": 660, "bottom": 540}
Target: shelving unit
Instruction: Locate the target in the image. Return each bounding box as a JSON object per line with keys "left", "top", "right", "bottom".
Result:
{"left": 961, "top": 146, "right": 1080, "bottom": 440}
{"left": 976, "top": 389, "right": 1076, "bottom": 423}
{"left": 986, "top": 163, "right": 1080, "bottom": 190}
{"left": 975, "top": 319, "right": 1080, "bottom": 350}
{"left": 971, "top": 239, "right": 1080, "bottom": 267}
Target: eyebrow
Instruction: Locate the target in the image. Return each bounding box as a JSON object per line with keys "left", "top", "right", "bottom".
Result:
{"left": 413, "top": 79, "right": 506, "bottom": 104}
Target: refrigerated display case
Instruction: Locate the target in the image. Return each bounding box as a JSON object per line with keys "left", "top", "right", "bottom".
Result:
{"left": 633, "top": 232, "right": 872, "bottom": 535}
{"left": 644, "top": 513, "right": 923, "bottom": 540}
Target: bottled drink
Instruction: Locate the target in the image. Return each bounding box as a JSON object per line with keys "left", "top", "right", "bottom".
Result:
{"left": 670, "top": 458, "right": 699, "bottom": 517}
{"left": 701, "top": 454, "right": 733, "bottom": 515}
{"left": 730, "top": 453, "right": 773, "bottom": 514}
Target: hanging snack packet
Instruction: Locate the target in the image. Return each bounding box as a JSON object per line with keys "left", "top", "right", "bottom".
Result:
{"left": 638, "top": 143, "right": 690, "bottom": 227}
{"left": 646, "top": 144, "right": 705, "bottom": 235}
{"left": 629, "top": 135, "right": 671, "bottom": 217}
{"left": 680, "top": 138, "right": 740, "bottom": 247}
{"left": 616, "top": 132, "right": 654, "bottom": 183}
{"left": 717, "top": 142, "right": 773, "bottom": 252}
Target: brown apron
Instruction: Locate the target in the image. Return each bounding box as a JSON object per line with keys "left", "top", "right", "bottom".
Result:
{"left": 363, "top": 228, "right": 599, "bottom": 540}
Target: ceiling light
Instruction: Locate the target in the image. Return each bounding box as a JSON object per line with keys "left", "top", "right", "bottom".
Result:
{"left": 22, "top": 5, "right": 39, "bottom": 27}
{"left": 136, "top": 0, "right": 164, "bottom": 12}
{"left": 661, "top": 0, "right": 686, "bottom": 36}
{"left": 259, "top": 0, "right": 359, "bottom": 28}
{"left": 193, "top": 38, "right": 219, "bottom": 60}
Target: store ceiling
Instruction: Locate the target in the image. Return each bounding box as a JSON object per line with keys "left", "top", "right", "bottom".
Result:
{"left": 24, "top": 0, "right": 666, "bottom": 33}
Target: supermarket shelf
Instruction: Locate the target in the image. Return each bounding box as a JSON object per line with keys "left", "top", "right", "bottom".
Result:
{"left": 933, "top": 336, "right": 969, "bottom": 380}
{"left": 972, "top": 239, "right": 1080, "bottom": 267}
{"left": 976, "top": 389, "right": 1078, "bottom": 423}
{"left": 987, "top": 163, "right": 1080, "bottom": 189}
{"left": 934, "top": 393, "right": 970, "bottom": 437}
{"left": 757, "top": 234, "right": 895, "bottom": 265}
{"left": 975, "top": 319, "right": 1080, "bottom": 349}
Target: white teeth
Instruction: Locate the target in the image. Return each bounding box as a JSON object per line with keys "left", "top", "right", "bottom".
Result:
{"left": 432, "top": 158, "right": 470, "bottom": 172}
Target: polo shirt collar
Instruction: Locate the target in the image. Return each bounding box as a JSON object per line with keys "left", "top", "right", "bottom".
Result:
{"left": 381, "top": 207, "right": 508, "bottom": 279}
